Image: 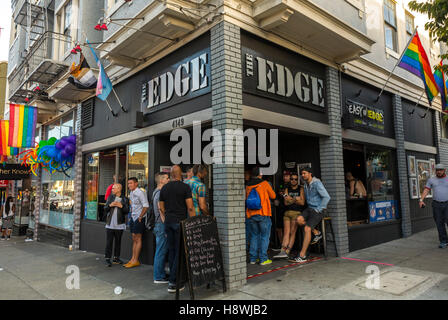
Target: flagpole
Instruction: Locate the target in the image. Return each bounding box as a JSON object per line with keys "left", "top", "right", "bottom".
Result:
{"left": 104, "top": 98, "right": 118, "bottom": 117}
{"left": 375, "top": 28, "right": 418, "bottom": 102}
{"left": 112, "top": 88, "right": 128, "bottom": 112}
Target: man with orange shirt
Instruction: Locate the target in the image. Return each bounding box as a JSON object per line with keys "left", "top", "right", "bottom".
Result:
{"left": 245, "top": 167, "right": 276, "bottom": 265}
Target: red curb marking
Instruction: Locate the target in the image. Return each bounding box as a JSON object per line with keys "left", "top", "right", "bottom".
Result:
{"left": 246, "top": 257, "right": 323, "bottom": 280}
{"left": 340, "top": 257, "right": 394, "bottom": 266}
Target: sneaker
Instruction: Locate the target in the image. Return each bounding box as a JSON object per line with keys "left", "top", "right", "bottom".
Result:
{"left": 249, "top": 261, "right": 257, "bottom": 265}
{"left": 168, "top": 284, "right": 184, "bottom": 293}
{"left": 439, "top": 243, "right": 447, "bottom": 249}
{"left": 105, "top": 258, "right": 112, "bottom": 267}
{"left": 273, "top": 251, "right": 288, "bottom": 259}
{"left": 260, "top": 259, "right": 272, "bottom": 266}
{"left": 1, "top": 236, "right": 5, "bottom": 240}
{"left": 271, "top": 247, "right": 282, "bottom": 252}
{"left": 154, "top": 277, "right": 169, "bottom": 284}
{"left": 289, "top": 256, "right": 308, "bottom": 263}
{"left": 311, "top": 232, "right": 322, "bottom": 244}
{"left": 112, "top": 258, "right": 124, "bottom": 265}
{"left": 6, "top": 236, "right": 10, "bottom": 241}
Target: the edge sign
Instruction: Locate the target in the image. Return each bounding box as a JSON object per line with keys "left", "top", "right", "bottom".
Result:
{"left": 241, "top": 36, "right": 326, "bottom": 111}
{"left": 141, "top": 48, "right": 211, "bottom": 114}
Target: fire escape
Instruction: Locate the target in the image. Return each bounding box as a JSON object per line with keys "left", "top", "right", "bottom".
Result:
{"left": 8, "top": 0, "right": 71, "bottom": 104}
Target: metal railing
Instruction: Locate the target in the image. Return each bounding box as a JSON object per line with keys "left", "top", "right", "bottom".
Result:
{"left": 8, "top": 31, "right": 72, "bottom": 101}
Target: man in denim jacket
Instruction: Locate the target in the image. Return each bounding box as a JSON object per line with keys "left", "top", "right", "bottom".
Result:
{"left": 290, "top": 167, "right": 330, "bottom": 263}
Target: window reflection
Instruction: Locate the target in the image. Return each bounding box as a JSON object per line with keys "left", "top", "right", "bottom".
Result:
{"left": 366, "top": 149, "right": 395, "bottom": 201}
{"left": 128, "top": 141, "right": 149, "bottom": 193}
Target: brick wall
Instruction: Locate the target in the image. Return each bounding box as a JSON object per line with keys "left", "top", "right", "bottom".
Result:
{"left": 393, "top": 95, "right": 412, "bottom": 237}
{"left": 210, "top": 21, "right": 246, "bottom": 290}
{"left": 319, "top": 66, "right": 349, "bottom": 255}
{"left": 72, "top": 104, "right": 83, "bottom": 249}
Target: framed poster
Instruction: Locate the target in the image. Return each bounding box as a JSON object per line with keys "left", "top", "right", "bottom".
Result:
{"left": 417, "top": 159, "right": 432, "bottom": 198}
{"left": 408, "top": 155, "right": 416, "bottom": 176}
{"left": 429, "top": 158, "right": 436, "bottom": 177}
{"left": 409, "top": 177, "right": 419, "bottom": 199}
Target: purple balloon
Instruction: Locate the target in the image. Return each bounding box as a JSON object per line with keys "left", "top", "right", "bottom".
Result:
{"left": 55, "top": 141, "right": 64, "bottom": 150}
{"left": 58, "top": 139, "right": 67, "bottom": 148}
{"left": 68, "top": 135, "right": 76, "bottom": 144}
{"left": 61, "top": 150, "right": 69, "bottom": 158}
{"left": 65, "top": 144, "right": 76, "bottom": 155}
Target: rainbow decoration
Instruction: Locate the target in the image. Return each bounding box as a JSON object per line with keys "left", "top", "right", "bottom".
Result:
{"left": 434, "top": 60, "right": 448, "bottom": 112}
{"left": 8, "top": 104, "right": 38, "bottom": 148}
{"left": 398, "top": 31, "right": 439, "bottom": 105}
{"left": 0, "top": 120, "right": 19, "bottom": 157}
{"left": 18, "top": 135, "right": 76, "bottom": 177}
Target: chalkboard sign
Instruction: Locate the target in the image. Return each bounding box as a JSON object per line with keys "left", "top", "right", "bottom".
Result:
{"left": 176, "top": 215, "right": 226, "bottom": 300}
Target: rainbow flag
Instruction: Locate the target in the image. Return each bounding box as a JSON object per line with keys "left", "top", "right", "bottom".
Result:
{"left": 434, "top": 60, "right": 448, "bottom": 111}
{"left": 0, "top": 121, "right": 18, "bottom": 156}
{"left": 8, "top": 104, "right": 38, "bottom": 148}
{"left": 398, "top": 31, "right": 439, "bottom": 105}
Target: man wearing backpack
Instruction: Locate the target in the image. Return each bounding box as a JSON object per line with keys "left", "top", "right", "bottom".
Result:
{"left": 246, "top": 167, "right": 276, "bottom": 265}
{"left": 151, "top": 172, "right": 170, "bottom": 283}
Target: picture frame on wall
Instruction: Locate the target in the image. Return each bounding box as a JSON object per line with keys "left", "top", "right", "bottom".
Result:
{"left": 417, "top": 159, "right": 432, "bottom": 198}
{"left": 408, "top": 155, "right": 416, "bottom": 177}
{"left": 429, "top": 158, "right": 436, "bottom": 177}
{"left": 409, "top": 177, "right": 419, "bottom": 199}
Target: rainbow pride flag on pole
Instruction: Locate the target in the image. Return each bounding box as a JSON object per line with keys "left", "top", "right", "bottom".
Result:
{"left": 8, "top": 104, "right": 38, "bottom": 148}
{"left": 433, "top": 60, "right": 448, "bottom": 111}
{"left": 0, "top": 120, "right": 18, "bottom": 156}
{"left": 398, "top": 30, "right": 439, "bottom": 105}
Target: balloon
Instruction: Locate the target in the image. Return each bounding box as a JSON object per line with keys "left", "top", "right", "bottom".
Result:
{"left": 65, "top": 144, "right": 75, "bottom": 155}
{"left": 61, "top": 150, "right": 69, "bottom": 158}
{"left": 55, "top": 141, "right": 64, "bottom": 150}
{"left": 48, "top": 137, "right": 57, "bottom": 145}
{"left": 67, "top": 135, "right": 76, "bottom": 144}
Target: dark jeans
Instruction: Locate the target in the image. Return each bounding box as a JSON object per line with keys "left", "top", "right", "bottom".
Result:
{"left": 433, "top": 201, "right": 448, "bottom": 244}
{"left": 165, "top": 222, "right": 181, "bottom": 285}
{"left": 105, "top": 229, "right": 124, "bottom": 259}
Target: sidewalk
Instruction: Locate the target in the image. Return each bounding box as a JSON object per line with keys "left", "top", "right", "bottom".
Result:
{"left": 0, "top": 228, "right": 447, "bottom": 300}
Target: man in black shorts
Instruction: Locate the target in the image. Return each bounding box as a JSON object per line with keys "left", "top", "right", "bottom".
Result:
{"left": 290, "top": 167, "right": 330, "bottom": 263}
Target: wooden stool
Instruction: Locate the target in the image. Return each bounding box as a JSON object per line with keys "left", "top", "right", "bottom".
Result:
{"left": 320, "top": 216, "right": 337, "bottom": 258}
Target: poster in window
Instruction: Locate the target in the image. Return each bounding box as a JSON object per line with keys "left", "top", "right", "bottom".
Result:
{"left": 407, "top": 155, "right": 416, "bottom": 176}
{"left": 409, "top": 177, "right": 419, "bottom": 199}
{"left": 368, "top": 200, "right": 399, "bottom": 222}
{"left": 429, "top": 158, "right": 436, "bottom": 177}
{"left": 417, "top": 159, "right": 432, "bottom": 198}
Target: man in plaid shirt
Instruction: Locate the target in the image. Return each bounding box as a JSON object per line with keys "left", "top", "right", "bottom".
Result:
{"left": 185, "top": 164, "right": 209, "bottom": 216}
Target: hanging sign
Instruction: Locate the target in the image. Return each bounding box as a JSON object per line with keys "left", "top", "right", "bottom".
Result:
{"left": 344, "top": 99, "right": 385, "bottom": 134}
{"left": 0, "top": 164, "right": 31, "bottom": 180}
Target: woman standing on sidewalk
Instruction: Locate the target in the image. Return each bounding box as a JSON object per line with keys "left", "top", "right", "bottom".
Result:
{"left": 1, "top": 196, "right": 15, "bottom": 240}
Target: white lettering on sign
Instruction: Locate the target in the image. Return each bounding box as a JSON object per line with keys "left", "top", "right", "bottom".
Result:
{"left": 145, "top": 52, "right": 209, "bottom": 109}
{"left": 250, "top": 56, "right": 325, "bottom": 108}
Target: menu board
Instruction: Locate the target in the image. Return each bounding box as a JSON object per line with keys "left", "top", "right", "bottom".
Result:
{"left": 176, "top": 215, "right": 226, "bottom": 299}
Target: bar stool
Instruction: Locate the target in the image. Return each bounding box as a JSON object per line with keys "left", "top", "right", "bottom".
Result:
{"left": 319, "top": 210, "right": 337, "bottom": 258}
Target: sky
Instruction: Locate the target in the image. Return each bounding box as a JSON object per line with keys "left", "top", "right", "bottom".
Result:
{"left": 0, "top": 0, "right": 11, "bottom": 62}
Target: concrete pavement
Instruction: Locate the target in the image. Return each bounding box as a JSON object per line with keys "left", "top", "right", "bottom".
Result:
{"left": 0, "top": 228, "right": 447, "bottom": 300}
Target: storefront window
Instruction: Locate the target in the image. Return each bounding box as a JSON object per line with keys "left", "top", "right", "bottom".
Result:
{"left": 40, "top": 169, "right": 74, "bottom": 231}
{"left": 344, "top": 143, "right": 398, "bottom": 225}
{"left": 40, "top": 111, "right": 75, "bottom": 231}
{"left": 127, "top": 141, "right": 149, "bottom": 192}
{"left": 83, "top": 141, "right": 149, "bottom": 222}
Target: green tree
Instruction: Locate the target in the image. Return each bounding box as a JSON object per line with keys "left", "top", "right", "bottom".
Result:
{"left": 408, "top": 0, "right": 448, "bottom": 72}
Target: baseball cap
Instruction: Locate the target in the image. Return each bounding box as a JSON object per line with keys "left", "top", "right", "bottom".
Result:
{"left": 435, "top": 164, "right": 445, "bottom": 170}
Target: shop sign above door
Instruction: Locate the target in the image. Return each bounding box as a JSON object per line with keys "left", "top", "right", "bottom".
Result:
{"left": 141, "top": 48, "right": 211, "bottom": 114}
{"left": 0, "top": 164, "right": 31, "bottom": 180}
{"left": 241, "top": 33, "right": 326, "bottom": 112}
{"left": 344, "top": 99, "right": 385, "bottom": 134}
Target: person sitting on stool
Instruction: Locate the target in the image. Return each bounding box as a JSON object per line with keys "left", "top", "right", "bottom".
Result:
{"left": 290, "top": 167, "right": 330, "bottom": 263}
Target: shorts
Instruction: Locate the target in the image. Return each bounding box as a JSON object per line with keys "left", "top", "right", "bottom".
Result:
{"left": 1, "top": 218, "right": 13, "bottom": 230}
{"left": 129, "top": 217, "right": 145, "bottom": 234}
{"left": 283, "top": 210, "right": 301, "bottom": 222}
{"left": 301, "top": 208, "right": 323, "bottom": 230}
